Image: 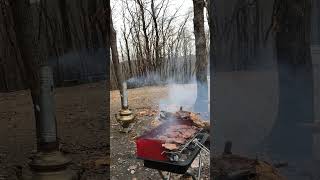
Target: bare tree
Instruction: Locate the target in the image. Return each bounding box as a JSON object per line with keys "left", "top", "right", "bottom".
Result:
{"left": 110, "top": 8, "right": 124, "bottom": 90}
{"left": 12, "top": 0, "right": 53, "bottom": 149}
{"left": 193, "top": 0, "right": 208, "bottom": 113}
{"left": 267, "top": 0, "right": 313, "bottom": 161}
{"left": 136, "top": 0, "right": 152, "bottom": 69}
{"left": 150, "top": 0, "right": 160, "bottom": 69}
{"left": 0, "top": 0, "right": 26, "bottom": 91}
{"left": 109, "top": 0, "right": 197, "bottom": 88}
{"left": 122, "top": 16, "right": 133, "bottom": 76}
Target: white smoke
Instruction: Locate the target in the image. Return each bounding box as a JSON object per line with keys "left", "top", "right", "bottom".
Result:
{"left": 159, "top": 83, "right": 198, "bottom": 112}
{"left": 159, "top": 76, "right": 210, "bottom": 113}
{"left": 126, "top": 72, "right": 209, "bottom": 113}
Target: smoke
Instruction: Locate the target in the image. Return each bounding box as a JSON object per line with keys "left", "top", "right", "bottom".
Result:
{"left": 126, "top": 70, "right": 210, "bottom": 120}
{"left": 48, "top": 48, "right": 106, "bottom": 86}
{"left": 159, "top": 82, "right": 197, "bottom": 112}
{"left": 127, "top": 72, "right": 164, "bottom": 89}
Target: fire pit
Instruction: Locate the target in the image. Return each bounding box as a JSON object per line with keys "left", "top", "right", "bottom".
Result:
{"left": 136, "top": 108, "right": 210, "bottom": 176}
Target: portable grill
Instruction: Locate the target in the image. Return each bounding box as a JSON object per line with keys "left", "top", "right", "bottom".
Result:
{"left": 136, "top": 119, "right": 209, "bottom": 176}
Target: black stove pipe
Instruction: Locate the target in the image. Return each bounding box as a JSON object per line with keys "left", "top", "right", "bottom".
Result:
{"left": 38, "top": 65, "right": 58, "bottom": 151}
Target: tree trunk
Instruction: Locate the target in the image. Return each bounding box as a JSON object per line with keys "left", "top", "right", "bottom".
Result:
{"left": 193, "top": 0, "right": 208, "bottom": 113}
{"left": 0, "top": 1, "right": 27, "bottom": 91}
{"left": 136, "top": 0, "right": 151, "bottom": 70}
{"left": 268, "top": 0, "right": 313, "bottom": 161}
{"left": 151, "top": 0, "right": 160, "bottom": 69}
{"left": 58, "top": 0, "right": 73, "bottom": 50}
{"left": 110, "top": 13, "right": 123, "bottom": 91}
{"left": 12, "top": 0, "right": 55, "bottom": 150}
{"left": 123, "top": 31, "right": 133, "bottom": 76}
{"left": 211, "top": 0, "right": 272, "bottom": 72}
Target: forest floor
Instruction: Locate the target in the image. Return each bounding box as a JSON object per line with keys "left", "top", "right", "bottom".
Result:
{"left": 2, "top": 71, "right": 319, "bottom": 180}
{"left": 110, "top": 84, "right": 210, "bottom": 180}
{"left": 0, "top": 82, "right": 108, "bottom": 180}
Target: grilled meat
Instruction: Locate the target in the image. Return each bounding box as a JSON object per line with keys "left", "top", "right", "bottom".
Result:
{"left": 173, "top": 111, "right": 210, "bottom": 130}
{"left": 157, "top": 124, "right": 199, "bottom": 150}
{"left": 162, "top": 143, "right": 178, "bottom": 150}
{"left": 156, "top": 109, "right": 209, "bottom": 151}
{"left": 159, "top": 136, "right": 186, "bottom": 144}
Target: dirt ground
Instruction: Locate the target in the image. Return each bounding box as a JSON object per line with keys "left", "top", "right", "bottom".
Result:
{"left": 110, "top": 84, "right": 210, "bottom": 180}
{"left": 0, "top": 82, "right": 109, "bottom": 180}
{"left": 3, "top": 70, "right": 319, "bottom": 179}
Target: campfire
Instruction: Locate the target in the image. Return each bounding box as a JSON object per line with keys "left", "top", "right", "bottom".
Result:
{"left": 135, "top": 107, "right": 209, "bottom": 175}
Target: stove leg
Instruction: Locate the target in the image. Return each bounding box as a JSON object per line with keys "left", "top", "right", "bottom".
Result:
{"left": 158, "top": 170, "right": 171, "bottom": 180}
{"left": 168, "top": 172, "right": 171, "bottom": 180}
{"left": 197, "top": 152, "right": 202, "bottom": 180}
{"left": 158, "top": 170, "right": 165, "bottom": 180}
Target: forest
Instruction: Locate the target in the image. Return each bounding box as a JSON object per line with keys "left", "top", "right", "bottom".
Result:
{"left": 0, "top": 0, "right": 319, "bottom": 179}
{"left": 109, "top": 0, "right": 210, "bottom": 90}
{"left": 0, "top": 0, "right": 107, "bottom": 92}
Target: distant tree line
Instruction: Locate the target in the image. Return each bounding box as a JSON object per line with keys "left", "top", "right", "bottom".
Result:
{"left": 110, "top": 0, "right": 210, "bottom": 88}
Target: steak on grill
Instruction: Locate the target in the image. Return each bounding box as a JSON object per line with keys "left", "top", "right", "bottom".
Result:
{"left": 156, "top": 124, "right": 199, "bottom": 150}
{"left": 162, "top": 143, "right": 178, "bottom": 150}
{"left": 160, "top": 109, "right": 210, "bottom": 130}
{"left": 158, "top": 136, "right": 186, "bottom": 144}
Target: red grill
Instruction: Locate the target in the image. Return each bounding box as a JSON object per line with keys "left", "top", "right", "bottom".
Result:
{"left": 136, "top": 120, "right": 193, "bottom": 161}
{"left": 135, "top": 118, "right": 208, "bottom": 174}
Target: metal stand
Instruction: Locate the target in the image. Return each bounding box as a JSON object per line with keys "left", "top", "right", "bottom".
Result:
{"left": 115, "top": 109, "right": 135, "bottom": 133}
{"left": 193, "top": 138, "right": 210, "bottom": 180}
{"left": 158, "top": 170, "right": 172, "bottom": 180}
{"left": 158, "top": 149, "right": 208, "bottom": 179}
{"left": 156, "top": 136, "right": 209, "bottom": 180}
{"left": 23, "top": 151, "right": 77, "bottom": 180}
{"left": 197, "top": 153, "right": 202, "bottom": 180}
{"left": 193, "top": 139, "right": 210, "bottom": 154}
{"left": 157, "top": 155, "right": 202, "bottom": 180}
{"left": 194, "top": 138, "right": 210, "bottom": 180}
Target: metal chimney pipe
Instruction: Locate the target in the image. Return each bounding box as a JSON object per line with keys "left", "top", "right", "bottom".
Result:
{"left": 120, "top": 81, "right": 128, "bottom": 109}
{"left": 24, "top": 65, "right": 77, "bottom": 179}
{"left": 38, "top": 65, "right": 58, "bottom": 148}
{"left": 115, "top": 80, "right": 135, "bottom": 132}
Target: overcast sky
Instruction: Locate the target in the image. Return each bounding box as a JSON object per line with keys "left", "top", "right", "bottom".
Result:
{"left": 110, "top": 0, "right": 195, "bottom": 32}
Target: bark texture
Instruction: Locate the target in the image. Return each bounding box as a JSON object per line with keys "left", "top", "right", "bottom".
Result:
{"left": 193, "top": 0, "right": 208, "bottom": 113}
{"left": 268, "top": 0, "right": 313, "bottom": 160}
